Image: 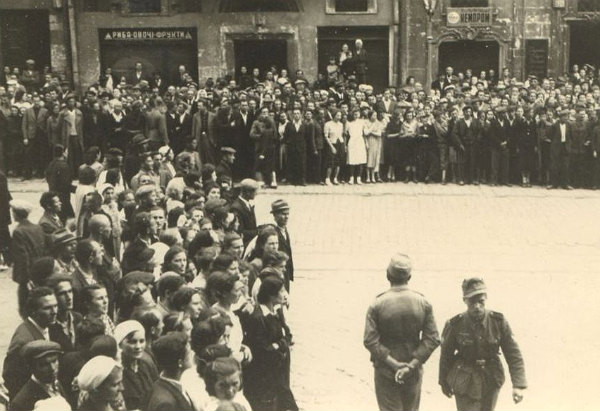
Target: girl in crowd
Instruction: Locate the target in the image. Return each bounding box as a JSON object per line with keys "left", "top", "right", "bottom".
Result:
{"left": 81, "top": 284, "right": 115, "bottom": 337}
{"left": 75, "top": 356, "right": 124, "bottom": 411}
{"left": 363, "top": 110, "right": 385, "bottom": 183}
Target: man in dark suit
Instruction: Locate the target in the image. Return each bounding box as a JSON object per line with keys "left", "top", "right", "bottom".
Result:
{"left": 451, "top": 106, "right": 483, "bottom": 185}
{"left": 192, "top": 100, "right": 218, "bottom": 165}
{"left": 230, "top": 178, "right": 259, "bottom": 247}
{"left": 216, "top": 146, "right": 236, "bottom": 181}
{"left": 3, "top": 287, "right": 58, "bottom": 399}
{"left": 232, "top": 100, "right": 255, "bottom": 179}
{"left": 21, "top": 95, "right": 49, "bottom": 179}
{"left": 284, "top": 108, "right": 311, "bottom": 185}
{"left": 128, "top": 62, "right": 149, "bottom": 85}
{"left": 10, "top": 340, "right": 68, "bottom": 411}
{"left": 271, "top": 199, "right": 294, "bottom": 292}
{"left": 147, "top": 332, "right": 195, "bottom": 411}
{"left": 10, "top": 200, "right": 50, "bottom": 316}
{"left": 550, "top": 110, "right": 573, "bottom": 189}
{"left": 38, "top": 191, "right": 64, "bottom": 235}
{"left": 45, "top": 145, "right": 74, "bottom": 222}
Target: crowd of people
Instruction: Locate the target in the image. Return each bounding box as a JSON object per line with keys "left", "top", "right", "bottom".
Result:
{"left": 1, "top": 143, "right": 298, "bottom": 411}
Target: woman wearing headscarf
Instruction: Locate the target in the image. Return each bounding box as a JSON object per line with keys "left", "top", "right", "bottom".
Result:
{"left": 114, "top": 320, "right": 159, "bottom": 411}
{"left": 75, "top": 355, "right": 124, "bottom": 411}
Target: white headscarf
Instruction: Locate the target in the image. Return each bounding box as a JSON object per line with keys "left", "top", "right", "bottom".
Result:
{"left": 114, "top": 320, "right": 145, "bottom": 346}
{"left": 76, "top": 355, "right": 121, "bottom": 392}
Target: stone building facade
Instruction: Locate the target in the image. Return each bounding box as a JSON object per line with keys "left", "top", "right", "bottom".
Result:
{"left": 1, "top": 0, "right": 600, "bottom": 91}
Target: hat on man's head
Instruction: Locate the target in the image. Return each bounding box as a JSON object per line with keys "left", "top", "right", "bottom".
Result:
{"left": 135, "top": 184, "right": 156, "bottom": 199}
{"left": 118, "top": 270, "right": 154, "bottom": 289}
{"left": 221, "top": 146, "right": 236, "bottom": 154}
{"left": 52, "top": 229, "right": 78, "bottom": 247}
{"left": 462, "top": 277, "right": 487, "bottom": 298}
{"left": 30, "top": 257, "right": 57, "bottom": 287}
{"left": 239, "top": 178, "right": 259, "bottom": 191}
{"left": 107, "top": 147, "right": 123, "bottom": 157}
{"left": 132, "top": 134, "right": 149, "bottom": 146}
{"left": 270, "top": 199, "right": 290, "bottom": 214}
{"left": 386, "top": 253, "right": 412, "bottom": 283}
{"left": 20, "top": 340, "right": 62, "bottom": 363}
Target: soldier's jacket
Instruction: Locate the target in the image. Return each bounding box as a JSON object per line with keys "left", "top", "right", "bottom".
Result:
{"left": 439, "top": 310, "right": 527, "bottom": 400}
{"left": 364, "top": 286, "right": 440, "bottom": 380}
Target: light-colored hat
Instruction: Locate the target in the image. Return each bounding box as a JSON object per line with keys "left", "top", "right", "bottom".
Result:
{"left": 76, "top": 356, "right": 122, "bottom": 392}
{"left": 114, "top": 320, "right": 145, "bottom": 345}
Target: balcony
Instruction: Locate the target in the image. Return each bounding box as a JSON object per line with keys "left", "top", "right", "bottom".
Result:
{"left": 445, "top": 7, "right": 495, "bottom": 27}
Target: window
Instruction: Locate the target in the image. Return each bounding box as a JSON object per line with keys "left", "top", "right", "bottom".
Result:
{"left": 219, "top": 0, "right": 300, "bottom": 12}
{"left": 83, "top": 0, "right": 112, "bottom": 11}
{"left": 578, "top": 0, "right": 600, "bottom": 11}
{"left": 449, "top": 0, "right": 489, "bottom": 6}
{"left": 335, "top": 0, "right": 368, "bottom": 12}
{"left": 176, "top": 0, "right": 202, "bottom": 12}
{"left": 325, "top": 0, "right": 376, "bottom": 13}
{"left": 128, "top": 0, "right": 162, "bottom": 13}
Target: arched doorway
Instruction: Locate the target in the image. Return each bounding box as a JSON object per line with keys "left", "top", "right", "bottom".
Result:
{"left": 438, "top": 40, "right": 499, "bottom": 76}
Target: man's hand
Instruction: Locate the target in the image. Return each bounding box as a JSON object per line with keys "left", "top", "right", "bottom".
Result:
{"left": 331, "top": 146, "right": 337, "bottom": 155}
{"left": 512, "top": 388, "right": 524, "bottom": 404}
{"left": 394, "top": 366, "right": 411, "bottom": 385}
{"left": 441, "top": 383, "right": 454, "bottom": 398}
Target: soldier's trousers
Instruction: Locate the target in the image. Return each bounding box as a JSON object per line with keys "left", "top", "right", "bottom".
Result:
{"left": 374, "top": 368, "right": 422, "bottom": 411}
{"left": 455, "top": 388, "right": 499, "bottom": 411}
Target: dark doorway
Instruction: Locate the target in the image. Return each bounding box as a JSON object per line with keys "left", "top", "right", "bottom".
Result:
{"left": 569, "top": 22, "right": 600, "bottom": 69}
{"left": 317, "top": 26, "right": 389, "bottom": 91}
{"left": 438, "top": 40, "right": 499, "bottom": 77}
{"left": 0, "top": 10, "right": 51, "bottom": 71}
{"left": 101, "top": 43, "right": 198, "bottom": 86}
{"left": 234, "top": 39, "right": 288, "bottom": 76}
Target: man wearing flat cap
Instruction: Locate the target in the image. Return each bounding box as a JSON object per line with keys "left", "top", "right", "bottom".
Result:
{"left": 10, "top": 340, "right": 67, "bottom": 411}
{"left": 271, "top": 199, "right": 294, "bottom": 291}
{"left": 216, "top": 146, "right": 236, "bottom": 181}
{"left": 364, "top": 254, "right": 440, "bottom": 411}
{"left": 230, "top": 178, "right": 259, "bottom": 246}
{"left": 439, "top": 278, "right": 527, "bottom": 411}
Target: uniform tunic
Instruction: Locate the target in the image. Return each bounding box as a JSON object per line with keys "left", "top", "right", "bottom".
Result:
{"left": 439, "top": 310, "right": 527, "bottom": 411}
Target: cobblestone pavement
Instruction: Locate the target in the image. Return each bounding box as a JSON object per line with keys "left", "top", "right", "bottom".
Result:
{"left": 2, "top": 178, "right": 600, "bottom": 410}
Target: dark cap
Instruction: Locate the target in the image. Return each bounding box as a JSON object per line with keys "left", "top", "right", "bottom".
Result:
{"left": 119, "top": 270, "right": 154, "bottom": 288}
{"left": 20, "top": 340, "right": 62, "bottom": 362}
{"left": 30, "top": 257, "right": 57, "bottom": 287}
{"left": 132, "top": 134, "right": 149, "bottom": 146}
{"left": 386, "top": 253, "right": 412, "bottom": 282}
{"left": 462, "top": 277, "right": 487, "bottom": 298}
{"left": 270, "top": 199, "right": 290, "bottom": 214}
{"left": 52, "top": 229, "right": 77, "bottom": 247}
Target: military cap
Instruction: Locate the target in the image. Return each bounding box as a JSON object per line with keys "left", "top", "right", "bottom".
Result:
{"left": 256, "top": 82, "right": 265, "bottom": 88}
{"left": 221, "top": 146, "right": 236, "bottom": 154}
{"left": 270, "top": 199, "right": 290, "bottom": 214}
{"left": 10, "top": 199, "right": 34, "bottom": 215}
{"left": 386, "top": 253, "right": 412, "bottom": 282}
{"left": 294, "top": 79, "right": 307, "bottom": 86}
{"left": 239, "top": 178, "right": 259, "bottom": 191}
{"left": 20, "top": 340, "right": 62, "bottom": 362}
{"left": 462, "top": 277, "right": 487, "bottom": 298}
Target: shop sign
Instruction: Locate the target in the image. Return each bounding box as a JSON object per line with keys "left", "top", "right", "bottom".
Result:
{"left": 446, "top": 7, "right": 493, "bottom": 27}
{"left": 100, "top": 28, "right": 195, "bottom": 42}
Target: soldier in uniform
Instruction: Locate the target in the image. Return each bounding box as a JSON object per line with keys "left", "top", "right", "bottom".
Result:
{"left": 439, "top": 278, "right": 527, "bottom": 411}
{"left": 363, "top": 254, "right": 440, "bottom": 411}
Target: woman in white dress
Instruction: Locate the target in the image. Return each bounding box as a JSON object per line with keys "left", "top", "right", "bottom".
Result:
{"left": 345, "top": 108, "right": 367, "bottom": 184}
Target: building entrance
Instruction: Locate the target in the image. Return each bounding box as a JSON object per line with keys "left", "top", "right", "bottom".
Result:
{"left": 234, "top": 39, "right": 288, "bottom": 76}
{"left": 0, "top": 10, "right": 50, "bottom": 71}
{"left": 438, "top": 40, "right": 499, "bottom": 77}
{"left": 569, "top": 22, "right": 600, "bottom": 69}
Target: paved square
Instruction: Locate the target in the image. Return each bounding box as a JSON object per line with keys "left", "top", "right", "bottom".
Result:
{"left": 2, "top": 180, "right": 600, "bottom": 410}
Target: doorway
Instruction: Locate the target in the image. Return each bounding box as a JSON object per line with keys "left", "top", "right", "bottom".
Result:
{"left": 569, "top": 22, "right": 600, "bottom": 69}
{"left": 0, "top": 10, "right": 50, "bottom": 71}
{"left": 234, "top": 39, "right": 288, "bottom": 77}
{"left": 438, "top": 40, "right": 499, "bottom": 77}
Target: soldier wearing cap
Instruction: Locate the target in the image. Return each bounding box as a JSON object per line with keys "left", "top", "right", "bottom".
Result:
{"left": 10, "top": 340, "right": 67, "bottom": 411}
{"left": 439, "top": 278, "right": 527, "bottom": 411}
{"left": 364, "top": 254, "right": 440, "bottom": 411}
{"left": 230, "top": 178, "right": 259, "bottom": 246}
